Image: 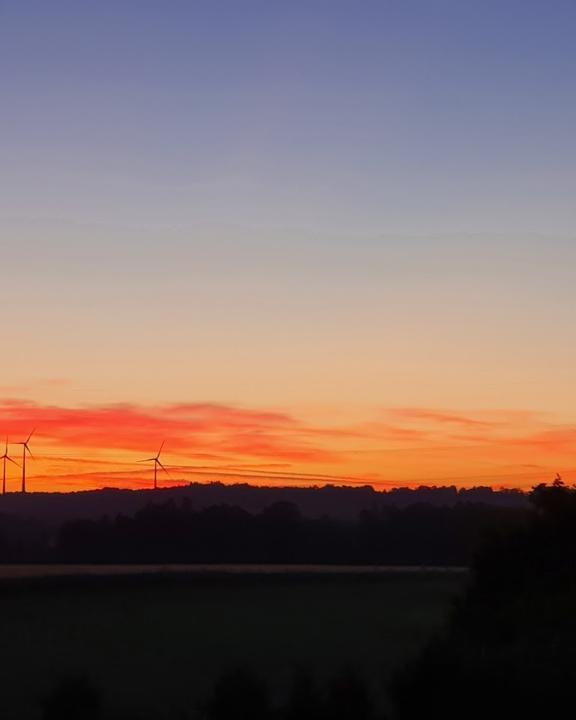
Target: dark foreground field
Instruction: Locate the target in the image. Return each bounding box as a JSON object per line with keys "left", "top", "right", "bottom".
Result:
{"left": 0, "top": 571, "right": 465, "bottom": 719}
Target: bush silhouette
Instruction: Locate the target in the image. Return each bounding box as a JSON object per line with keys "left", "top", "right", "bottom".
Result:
{"left": 41, "top": 675, "right": 102, "bottom": 720}
{"left": 324, "top": 667, "right": 373, "bottom": 720}
{"left": 391, "top": 480, "right": 576, "bottom": 719}
{"left": 203, "top": 668, "right": 271, "bottom": 720}
{"left": 283, "top": 668, "right": 323, "bottom": 720}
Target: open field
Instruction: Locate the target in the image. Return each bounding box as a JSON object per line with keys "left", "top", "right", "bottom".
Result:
{"left": 0, "top": 563, "right": 467, "bottom": 579}
{"left": 0, "top": 571, "right": 466, "bottom": 718}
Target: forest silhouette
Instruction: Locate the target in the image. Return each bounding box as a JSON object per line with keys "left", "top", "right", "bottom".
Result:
{"left": 0, "top": 489, "right": 526, "bottom": 565}
{"left": 30, "top": 479, "right": 576, "bottom": 719}
{"left": 392, "top": 478, "right": 576, "bottom": 719}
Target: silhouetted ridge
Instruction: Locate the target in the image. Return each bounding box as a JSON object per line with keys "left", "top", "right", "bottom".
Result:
{"left": 0, "top": 493, "right": 526, "bottom": 564}
{"left": 0, "top": 481, "right": 527, "bottom": 526}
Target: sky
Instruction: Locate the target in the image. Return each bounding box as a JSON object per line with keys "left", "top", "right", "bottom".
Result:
{"left": 1, "top": 1, "right": 575, "bottom": 492}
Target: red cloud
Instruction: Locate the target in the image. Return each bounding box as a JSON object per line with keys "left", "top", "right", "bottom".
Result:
{"left": 0, "top": 400, "right": 333, "bottom": 464}
{"left": 388, "top": 408, "right": 498, "bottom": 428}
{"left": 2, "top": 399, "right": 572, "bottom": 492}
{"left": 507, "top": 429, "right": 576, "bottom": 454}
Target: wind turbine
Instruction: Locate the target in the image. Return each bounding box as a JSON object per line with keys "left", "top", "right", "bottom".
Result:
{"left": 1, "top": 438, "right": 19, "bottom": 495}
{"left": 138, "top": 442, "right": 170, "bottom": 489}
{"left": 15, "top": 429, "right": 35, "bottom": 494}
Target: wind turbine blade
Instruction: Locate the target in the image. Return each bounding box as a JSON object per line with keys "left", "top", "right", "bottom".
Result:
{"left": 7, "top": 457, "right": 20, "bottom": 467}
{"left": 156, "top": 441, "right": 165, "bottom": 459}
{"left": 25, "top": 445, "right": 34, "bottom": 459}
{"left": 4, "top": 437, "right": 7, "bottom": 454}
{"left": 137, "top": 458, "right": 156, "bottom": 463}
{"left": 158, "top": 461, "right": 171, "bottom": 478}
{"left": 27, "top": 429, "right": 36, "bottom": 444}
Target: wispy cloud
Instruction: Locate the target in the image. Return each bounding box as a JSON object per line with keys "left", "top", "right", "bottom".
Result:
{"left": 506, "top": 428, "right": 576, "bottom": 454}
{"left": 388, "top": 408, "right": 503, "bottom": 428}
{"left": 0, "top": 379, "right": 70, "bottom": 395}
{"left": 1, "top": 398, "right": 573, "bottom": 491}
{"left": 0, "top": 399, "right": 335, "bottom": 464}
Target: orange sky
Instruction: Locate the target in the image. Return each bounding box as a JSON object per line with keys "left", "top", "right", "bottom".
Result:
{"left": 3, "top": 5, "right": 576, "bottom": 493}
{"left": 0, "top": 397, "right": 572, "bottom": 493}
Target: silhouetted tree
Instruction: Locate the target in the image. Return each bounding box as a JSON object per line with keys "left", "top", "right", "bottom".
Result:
{"left": 41, "top": 675, "right": 102, "bottom": 720}
{"left": 203, "top": 668, "right": 271, "bottom": 720}
{"left": 391, "top": 480, "right": 576, "bottom": 719}
{"left": 283, "top": 668, "right": 323, "bottom": 720}
{"left": 324, "top": 667, "right": 373, "bottom": 720}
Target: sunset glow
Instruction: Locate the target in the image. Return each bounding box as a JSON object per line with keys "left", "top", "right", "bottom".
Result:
{"left": 0, "top": 398, "right": 573, "bottom": 492}
{"left": 2, "top": 2, "right": 575, "bottom": 493}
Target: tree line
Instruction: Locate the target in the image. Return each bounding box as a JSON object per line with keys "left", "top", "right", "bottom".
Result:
{"left": 0, "top": 497, "right": 526, "bottom": 564}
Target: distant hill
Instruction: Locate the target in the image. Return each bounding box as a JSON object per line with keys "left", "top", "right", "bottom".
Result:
{"left": 0, "top": 483, "right": 531, "bottom": 565}
{"left": 0, "top": 482, "right": 527, "bottom": 531}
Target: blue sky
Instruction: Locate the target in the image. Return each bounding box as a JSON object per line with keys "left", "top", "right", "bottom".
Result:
{"left": 2, "top": 0, "right": 576, "bottom": 235}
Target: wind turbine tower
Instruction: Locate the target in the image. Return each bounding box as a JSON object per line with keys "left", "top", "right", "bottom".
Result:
{"left": 1, "top": 438, "right": 19, "bottom": 495}
{"left": 16, "top": 430, "right": 35, "bottom": 494}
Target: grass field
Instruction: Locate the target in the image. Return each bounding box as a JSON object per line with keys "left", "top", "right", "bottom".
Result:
{"left": 0, "top": 572, "right": 465, "bottom": 718}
